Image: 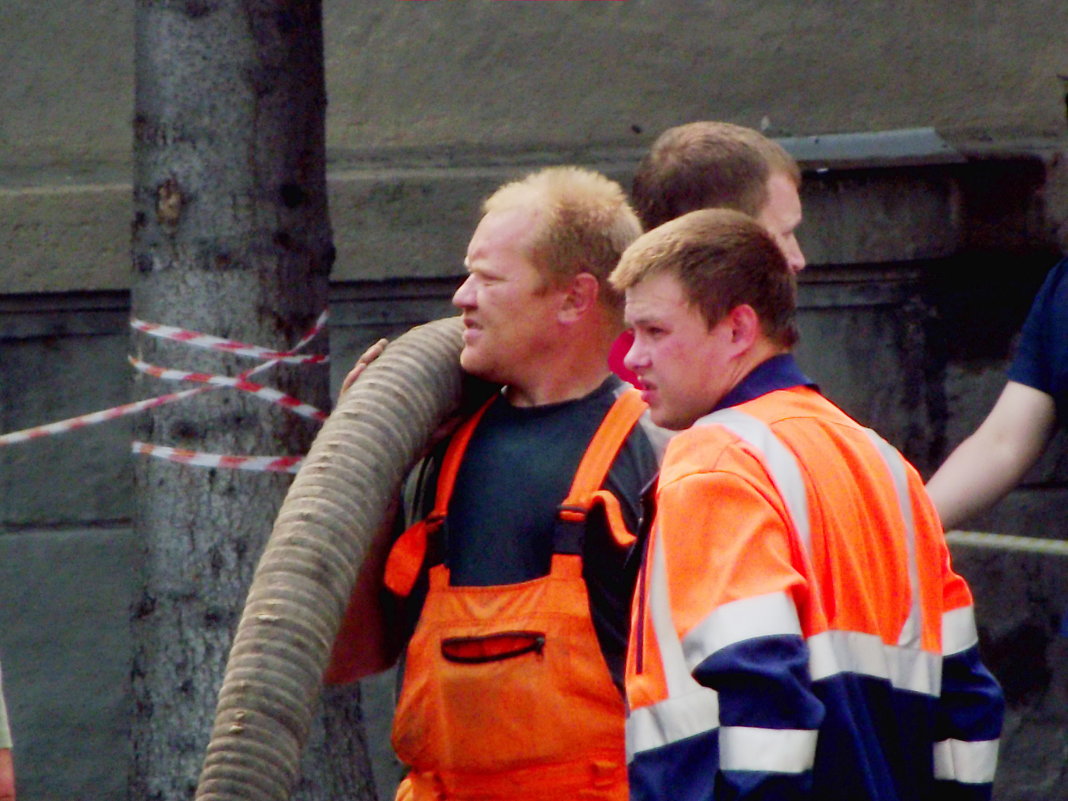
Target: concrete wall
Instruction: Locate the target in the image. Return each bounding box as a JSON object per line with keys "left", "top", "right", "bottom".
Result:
{"left": 3, "top": 1, "right": 1068, "bottom": 799}
{"left": 7, "top": 1, "right": 1068, "bottom": 173}
{"left": 6, "top": 0, "right": 1068, "bottom": 293}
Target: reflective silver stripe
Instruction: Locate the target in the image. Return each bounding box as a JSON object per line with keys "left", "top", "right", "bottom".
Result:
{"left": 629, "top": 629, "right": 945, "bottom": 757}
{"left": 627, "top": 688, "right": 720, "bottom": 758}
{"left": 683, "top": 591, "right": 802, "bottom": 671}
{"left": 933, "top": 738, "right": 999, "bottom": 784}
{"left": 720, "top": 726, "right": 818, "bottom": 773}
{"left": 648, "top": 529, "right": 700, "bottom": 697}
{"left": 941, "top": 605, "right": 979, "bottom": 656}
{"left": 693, "top": 409, "right": 812, "bottom": 553}
{"left": 637, "top": 407, "right": 945, "bottom": 764}
{"left": 629, "top": 521, "right": 722, "bottom": 759}
{"left": 863, "top": 430, "right": 923, "bottom": 649}
{"left": 808, "top": 630, "right": 941, "bottom": 696}
{"left": 695, "top": 410, "right": 935, "bottom": 679}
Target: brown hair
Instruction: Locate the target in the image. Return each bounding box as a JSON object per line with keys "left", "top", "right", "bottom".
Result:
{"left": 610, "top": 208, "right": 798, "bottom": 348}
{"left": 482, "top": 166, "right": 642, "bottom": 309}
{"left": 631, "top": 122, "right": 801, "bottom": 230}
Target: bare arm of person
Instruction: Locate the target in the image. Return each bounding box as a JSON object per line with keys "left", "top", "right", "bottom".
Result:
{"left": 926, "top": 381, "right": 1056, "bottom": 530}
{"left": 322, "top": 497, "right": 404, "bottom": 684}
{"left": 0, "top": 748, "right": 14, "bottom": 801}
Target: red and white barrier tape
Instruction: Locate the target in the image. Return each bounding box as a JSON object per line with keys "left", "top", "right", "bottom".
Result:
{"left": 1, "top": 312, "right": 330, "bottom": 473}
{"left": 129, "top": 357, "right": 328, "bottom": 422}
{"left": 130, "top": 312, "right": 328, "bottom": 365}
{"left": 0, "top": 388, "right": 206, "bottom": 446}
{"left": 131, "top": 442, "right": 303, "bottom": 474}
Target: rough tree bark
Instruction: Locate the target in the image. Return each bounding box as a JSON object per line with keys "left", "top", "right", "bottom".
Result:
{"left": 130, "top": 2, "right": 374, "bottom": 799}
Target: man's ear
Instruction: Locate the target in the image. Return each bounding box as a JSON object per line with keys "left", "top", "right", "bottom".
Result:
{"left": 558, "top": 272, "right": 600, "bottom": 322}
{"left": 725, "top": 304, "right": 761, "bottom": 351}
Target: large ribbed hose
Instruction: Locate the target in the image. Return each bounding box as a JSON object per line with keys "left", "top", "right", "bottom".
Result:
{"left": 194, "top": 316, "right": 465, "bottom": 801}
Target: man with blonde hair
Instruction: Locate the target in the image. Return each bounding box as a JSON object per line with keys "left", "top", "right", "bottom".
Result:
{"left": 328, "top": 166, "right": 665, "bottom": 801}
{"left": 612, "top": 209, "right": 1003, "bottom": 801}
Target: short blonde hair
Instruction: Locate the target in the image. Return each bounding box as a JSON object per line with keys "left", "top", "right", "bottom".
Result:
{"left": 632, "top": 121, "right": 801, "bottom": 230}
{"left": 611, "top": 208, "right": 798, "bottom": 347}
{"left": 482, "top": 166, "right": 642, "bottom": 309}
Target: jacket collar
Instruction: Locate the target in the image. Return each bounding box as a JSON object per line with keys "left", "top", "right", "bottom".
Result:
{"left": 713, "top": 353, "right": 818, "bottom": 413}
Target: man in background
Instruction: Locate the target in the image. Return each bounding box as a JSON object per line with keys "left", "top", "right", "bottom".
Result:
{"left": 927, "top": 260, "right": 1067, "bottom": 528}
{"left": 631, "top": 121, "right": 805, "bottom": 270}
{"left": 611, "top": 121, "right": 806, "bottom": 382}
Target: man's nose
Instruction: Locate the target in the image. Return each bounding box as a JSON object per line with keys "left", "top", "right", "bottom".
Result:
{"left": 623, "top": 338, "right": 647, "bottom": 373}
{"left": 453, "top": 275, "right": 475, "bottom": 308}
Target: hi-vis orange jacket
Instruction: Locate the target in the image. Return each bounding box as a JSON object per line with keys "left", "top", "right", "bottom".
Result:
{"left": 384, "top": 388, "right": 649, "bottom": 801}
{"left": 626, "top": 360, "right": 1003, "bottom": 801}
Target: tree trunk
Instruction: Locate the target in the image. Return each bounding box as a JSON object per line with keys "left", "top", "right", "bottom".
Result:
{"left": 130, "top": 2, "right": 372, "bottom": 799}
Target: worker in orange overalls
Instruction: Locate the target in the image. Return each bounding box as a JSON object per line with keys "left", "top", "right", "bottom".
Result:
{"left": 610, "top": 208, "right": 1004, "bottom": 801}
{"left": 326, "top": 166, "right": 666, "bottom": 800}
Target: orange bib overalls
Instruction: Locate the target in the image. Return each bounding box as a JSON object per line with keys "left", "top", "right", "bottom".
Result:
{"left": 383, "top": 389, "right": 646, "bottom": 801}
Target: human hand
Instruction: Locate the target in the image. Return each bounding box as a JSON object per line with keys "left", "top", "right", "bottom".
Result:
{"left": 340, "top": 338, "right": 388, "bottom": 396}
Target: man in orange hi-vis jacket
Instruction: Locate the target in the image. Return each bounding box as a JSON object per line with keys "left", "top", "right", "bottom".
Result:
{"left": 610, "top": 208, "right": 1004, "bottom": 801}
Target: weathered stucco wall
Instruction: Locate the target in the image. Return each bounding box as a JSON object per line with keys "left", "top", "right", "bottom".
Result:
{"left": 321, "top": 2, "right": 1068, "bottom": 153}
{"left": 6, "top": 1, "right": 1068, "bottom": 174}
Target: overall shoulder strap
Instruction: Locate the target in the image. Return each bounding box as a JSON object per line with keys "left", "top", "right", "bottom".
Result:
{"left": 429, "top": 395, "right": 497, "bottom": 518}
{"left": 383, "top": 395, "right": 496, "bottom": 597}
{"left": 555, "top": 388, "right": 647, "bottom": 553}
